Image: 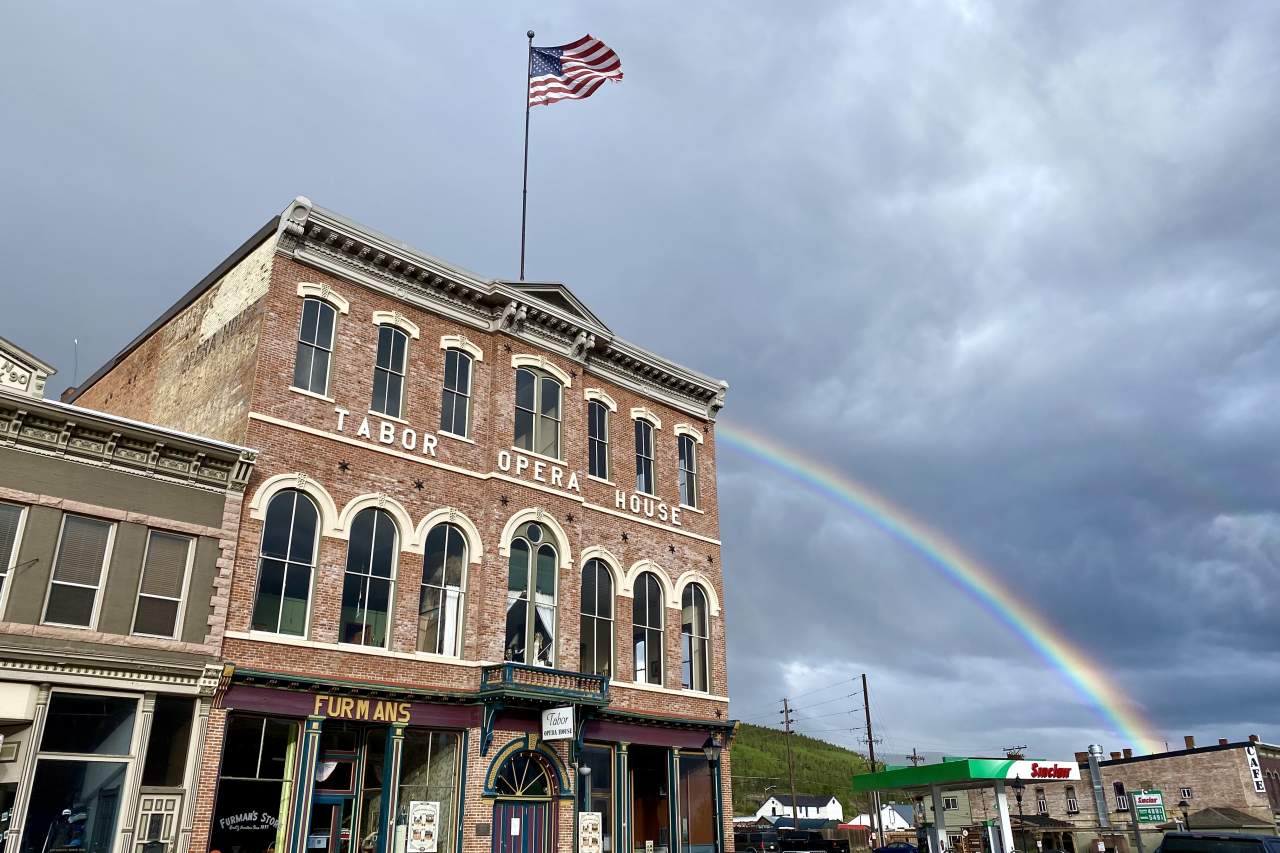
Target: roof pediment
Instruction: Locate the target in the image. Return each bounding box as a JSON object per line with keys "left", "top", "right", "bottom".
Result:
{"left": 0, "top": 337, "right": 55, "bottom": 400}
{"left": 501, "top": 281, "right": 612, "bottom": 333}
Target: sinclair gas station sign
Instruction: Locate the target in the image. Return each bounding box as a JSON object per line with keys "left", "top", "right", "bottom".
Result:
{"left": 1132, "top": 790, "right": 1167, "bottom": 823}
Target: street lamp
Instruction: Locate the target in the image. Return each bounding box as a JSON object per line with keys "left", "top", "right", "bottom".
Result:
{"left": 1010, "top": 776, "right": 1027, "bottom": 853}
{"left": 1178, "top": 799, "right": 1190, "bottom": 832}
{"left": 579, "top": 763, "right": 593, "bottom": 813}
{"left": 704, "top": 733, "right": 725, "bottom": 764}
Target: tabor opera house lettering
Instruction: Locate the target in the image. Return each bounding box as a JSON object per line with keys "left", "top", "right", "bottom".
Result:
{"left": 313, "top": 694, "right": 411, "bottom": 724}
{"left": 541, "top": 706, "right": 574, "bottom": 741}
{"left": 335, "top": 407, "right": 439, "bottom": 457}
{"left": 615, "top": 489, "right": 681, "bottom": 526}
{"left": 498, "top": 450, "right": 581, "bottom": 492}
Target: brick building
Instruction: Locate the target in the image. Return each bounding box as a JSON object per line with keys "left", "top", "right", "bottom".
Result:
{"left": 71, "top": 197, "right": 734, "bottom": 853}
{"left": 0, "top": 336, "right": 255, "bottom": 853}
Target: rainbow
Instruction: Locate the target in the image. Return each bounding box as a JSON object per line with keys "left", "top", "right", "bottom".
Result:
{"left": 716, "top": 418, "right": 1164, "bottom": 755}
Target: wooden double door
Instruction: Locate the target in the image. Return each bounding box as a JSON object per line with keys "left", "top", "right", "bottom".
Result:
{"left": 492, "top": 801, "right": 552, "bottom": 853}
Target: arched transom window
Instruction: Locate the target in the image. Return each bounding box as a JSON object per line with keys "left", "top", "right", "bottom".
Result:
{"left": 341, "top": 507, "right": 397, "bottom": 647}
{"left": 579, "top": 559, "right": 613, "bottom": 678}
{"left": 505, "top": 521, "right": 558, "bottom": 667}
{"left": 252, "top": 489, "right": 319, "bottom": 636}
{"left": 494, "top": 750, "right": 553, "bottom": 797}
{"left": 419, "top": 523, "right": 467, "bottom": 656}
{"left": 633, "top": 571, "right": 664, "bottom": 685}
{"left": 681, "top": 583, "right": 710, "bottom": 692}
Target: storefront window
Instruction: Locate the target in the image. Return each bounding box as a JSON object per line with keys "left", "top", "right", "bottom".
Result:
{"left": 578, "top": 745, "right": 614, "bottom": 853}
{"left": 142, "top": 696, "right": 194, "bottom": 786}
{"left": 210, "top": 714, "right": 298, "bottom": 853}
{"left": 677, "top": 755, "right": 717, "bottom": 853}
{"left": 23, "top": 692, "right": 139, "bottom": 853}
{"left": 632, "top": 746, "right": 671, "bottom": 853}
{"left": 395, "top": 731, "right": 459, "bottom": 853}
{"left": 359, "top": 732, "right": 388, "bottom": 853}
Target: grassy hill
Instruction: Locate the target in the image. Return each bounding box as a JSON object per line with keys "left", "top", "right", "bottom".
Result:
{"left": 729, "top": 723, "right": 873, "bottom": 818}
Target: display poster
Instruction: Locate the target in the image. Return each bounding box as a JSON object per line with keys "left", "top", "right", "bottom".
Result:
{"left": 407, "top": 801, "right": 440, "bottom": 853}
{"left": 579, "top": 813, "right": 603, "bottom": 853}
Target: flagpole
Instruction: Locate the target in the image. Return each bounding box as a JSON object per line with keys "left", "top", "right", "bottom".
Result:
{"left": 520, "top": 29, "right": 534, "bottom": 281}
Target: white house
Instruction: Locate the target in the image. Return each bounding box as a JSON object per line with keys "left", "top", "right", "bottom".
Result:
{"left": 850, "top": 805, "right": 914, "bottom": 831}
{"left": 756, "top": 794, "right": 844, "bottom": 823}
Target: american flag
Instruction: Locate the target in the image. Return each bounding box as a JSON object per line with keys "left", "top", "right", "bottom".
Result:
{"left": 528, "top": 35, "right": 623, "bottom": 108}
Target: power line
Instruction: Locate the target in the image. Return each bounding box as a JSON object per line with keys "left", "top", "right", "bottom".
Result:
{"left": 793, "top": 691, "right": 861, "bottom": 713}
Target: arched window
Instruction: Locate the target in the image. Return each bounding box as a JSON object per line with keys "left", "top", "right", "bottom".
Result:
{"left": 588, "top": 400, "right": 609, "bottom": 479}
{"left": 494, "top": 750, "right": 553, "bottom": 797}
{"left": 515, "top": 368, "right": 562, "bottom": 459}
{"left": 341, "top": 507, "right": 397, "bottom": 647}
{"left": 505, "top": 521, "right": 557, "bottom": 667}
{"left": 252, "top": 489, "right": 318, "bottom": 636}
{"left": 419, "top": 523, "right": 466, "bottom": 656}
{"left": 681, "top": 583, "right": 710, "bottom": 691}
{"left": 579, "top": 559, "right": 613, "bottom": 677}
{"left": 440, "top": 349, "right": 473, "bottom": 438}
{"left": 372, "top": 325, "right": 409, "bottom": 418}
{"left": 633, "top": 571, "right": 664, "bottom": 685}
{"left": 634, "top": 419, "right": 655, "bottom": 495}
{"left": 294, "top": 298, "right": 336, "bottom": 396}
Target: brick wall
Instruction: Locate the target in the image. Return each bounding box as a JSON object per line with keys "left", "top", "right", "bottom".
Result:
{"left": 75, "top": 234, "right": 277, "bottom": 444}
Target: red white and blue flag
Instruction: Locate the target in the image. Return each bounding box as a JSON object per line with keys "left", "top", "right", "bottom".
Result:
{"left": 528, "top": 35, "right": 623, "bottom": 108}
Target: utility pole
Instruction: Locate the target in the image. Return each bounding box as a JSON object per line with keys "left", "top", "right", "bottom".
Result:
{"left": 863, "top": 674, "right": 884, "bottom": 848}
{"left": 782, "top": 698, "right": 801, "bottom": 838}
{"left": 909, "top": 748, "right": 923, "bottom": 767}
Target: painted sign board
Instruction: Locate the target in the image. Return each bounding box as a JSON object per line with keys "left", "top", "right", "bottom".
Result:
{"left": 1246, "top": 746, "right": 1267, "bottom": 794}
{"left": 1132, "top": 790, "right": 1166, "bottom": 824}
{"left": 542, "top": 706, "right": 574, "bottom": 741}
{"left": 1003, "top": 760, "right": 1081, "bottom": 781}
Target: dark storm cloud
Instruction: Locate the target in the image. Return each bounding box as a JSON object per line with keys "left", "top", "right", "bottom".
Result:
{"left": 2, "top": 1, "right": 1278, "bottom": 756}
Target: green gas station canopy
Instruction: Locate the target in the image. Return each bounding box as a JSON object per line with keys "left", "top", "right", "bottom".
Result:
{"left": 852, "top": 757, "right": 1080, "bottom": 793}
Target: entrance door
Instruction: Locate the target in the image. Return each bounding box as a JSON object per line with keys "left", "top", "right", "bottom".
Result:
{"left": 493, "top": 801, "right": 550, "bottom": 853}
{"left": 309, "top": 797, "right": 356, "bottom": 853}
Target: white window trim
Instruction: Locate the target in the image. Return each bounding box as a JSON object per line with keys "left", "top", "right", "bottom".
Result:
{"left": 587, "top": 397, "right": 611, "bottom": 482}
{"left": 441, "top": 346, "right": 475, "bottom": 439}
{"left": 412, "top": 508, "right": 485, "bottom": 565}
{"left": 631, "top": 570, "right": 665, "bottom": 687}
{"left": 0, "top": 502, "right": 29, "bottom": 621}
{"left": 252, "top": 490, "right": 323, "bottom": 641}
{"left": 630, "top": 407, "right": 662, "bottom": 430}
{"left": 677, "top": 432, "right": 699, "bottom": 509}
{"left": 370, "top": 325, "right": 410, "bottom": 420}
{"left": 296, "top": 282, "right": 350, "bottom": 314}
{"left": 371, "top": 310, "right": 420, "bottom": 339}
{"left": 41, "top": 514, "right": 116, "bottom": 630}
{"left": 584, "top": 388, "right": 617, "bottom": 411}
{"left": 674, "top": 569, "right": 721, "bottom": 616}
{"left": 247, "top": 473, "right": 341, "bottom": 536}
{"left": 288, "top": 385, "right": 335, "bottom": 404}
{"left": 416, "top": 520, "right": 472, "bottom": 658}
{"left": 441, "top": 334, "right": 483, "bottom": 361}
{"left": 633, "top": 417, "right": 657, "bottom": 497}
{"left": 511, "top": 354, "right": 572, "bottom": 387}
{"left": 497, "top": 508, "right": 573, "bottom": 568}
{"left": 130, "top": 530, "right": 196, "bottom": 640}
{"left": 673, "top": 423, "right": 703, "bottom": 443}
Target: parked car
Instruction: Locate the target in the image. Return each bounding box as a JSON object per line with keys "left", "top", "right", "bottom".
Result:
{"left": 779, "top": 830, "right": 850, "bottom": 853}
{"left": 873, "top": 843, "right": 919, "bottom": 853}
{"left": 1157, "top": 833, "right": 1280, "bottom": 853}
{"left": 735, "top": 830, "right": 781, "bottom": 853}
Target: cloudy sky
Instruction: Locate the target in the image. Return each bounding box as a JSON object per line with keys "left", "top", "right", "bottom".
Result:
{"left": 3, "top": 2, "right": 1279, "bottom": 760}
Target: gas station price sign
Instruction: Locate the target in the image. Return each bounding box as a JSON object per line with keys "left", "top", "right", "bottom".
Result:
{"left": 1133, "top": 790, "right": 1167, "bottom": 823}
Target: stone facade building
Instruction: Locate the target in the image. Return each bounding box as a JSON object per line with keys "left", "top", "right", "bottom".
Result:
{"left": 0, "top": 336, "right": 255, "bottom": 853}
{"left": 71, "top": 197, "right": 734, "bottom": 853}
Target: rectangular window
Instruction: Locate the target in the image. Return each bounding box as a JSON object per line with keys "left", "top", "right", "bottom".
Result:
{"left": 294, "top": 297, "right": 336, "bottom": 395}
{"left": 678, "top": 434, "right": 699, "bottom": 507}
{"left": 142, "top": 696, "right": 195, "bottom": 787}
{"left": 635, "top": 420, "right": 655, "bottom": 495}
{"left": 579, "top": 744, "right": 614, "bottom": 853}
{"left": 678, "top": 754, "right": 719, "bottom": 853}
{"left": 440, "top": 348, "right": 473, "bottom": 437}
{"left": 43, "top": 515, "right": 114, "bottom": 627}
{"left": 1066, "top": 786, "right": 1079, "bottom": 813}
{"left": 514, "top": 369, "right": 562, "bottom": 459}
{"left": 0, "top": 502, "right": 26, "bottom": 612}
{"left": 943, "top": 797, "right": 958, "bottom": 811}
{"left": 133, "top": 530, "right": 194, "bottom": 638}
{"left": 1116, "top": 794, "right": 1129, "bottom": 811}
{"left": 588, "top": 400, "right": 610, "bottom": 480}
{"left": 210, "top": 715, "right": 297, "bottom": 853}
{"left": 371, "top": 325, "right": 408, "bottom": 418}
{"left": 1036, "top": 788, "right": 1048, "bottom": 815}
{"left": 398, "top": 731, "right": 461, "bottom": 853}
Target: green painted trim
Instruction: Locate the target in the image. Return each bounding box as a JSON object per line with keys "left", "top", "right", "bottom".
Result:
{"left": 457, "top": 730, "right": 469, "bottom": 853}
{"left": 852, "top": 758, "right": 1038, "bottom": 792}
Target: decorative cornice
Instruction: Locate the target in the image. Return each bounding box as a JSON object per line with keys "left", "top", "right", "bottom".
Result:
{"left": 0, "top": 389, "right": 256, "bottom": 495}
{"left": 277, "top": 198, "right": 729, "bottom": 420}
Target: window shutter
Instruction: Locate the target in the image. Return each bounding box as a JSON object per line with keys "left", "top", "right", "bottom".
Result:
{"left": 0, "top": 504, "right": 22, "bottom": 569}
{"left": 141, "top": 532, "right": 191, "bottom": 598}
{"left": 53, "top": 516, "right": 112, "bottom": 585}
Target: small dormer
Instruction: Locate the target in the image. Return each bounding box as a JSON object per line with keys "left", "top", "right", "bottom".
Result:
{"left": 0, "top": 337, "right": 56, "bottom": 400}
